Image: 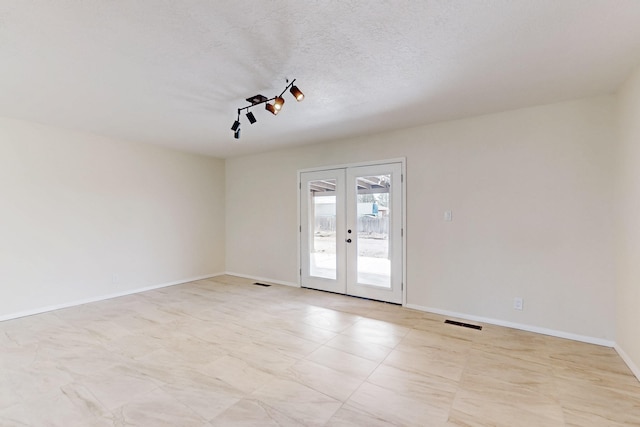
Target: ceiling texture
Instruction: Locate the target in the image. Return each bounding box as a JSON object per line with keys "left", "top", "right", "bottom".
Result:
{"left": 2, "top": 1, "right": 640, "bottom": 158}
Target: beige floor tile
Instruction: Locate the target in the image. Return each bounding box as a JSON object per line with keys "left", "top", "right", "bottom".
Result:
{"left": 401, "top": 326, "right": 475, "bottom": 352}
{"left": 185, "top": 322, "right": 262, "bottom": 353}
{"left": 339, "top": 318, "right": 408, "bottom": 347}
{"left": 462, "top": 348, "right": 557, "bottom": 396}
{"left": 0, "top": 343, "right": 40, "bottom": 371}
{"left": 447, "top": 407, "right": 563, "bottom": 427}
{"left": 455, "top": 371, "right": 564, "bottom": 421}
{"left": 306, "top": 345, "right": 380, "bottom": 380}
{"left": 302, "top": 309, "right": 362, "bottom": 333}
{"left": 1, "top": 313, "right": 70, "bottom": 346}
{"left": 3, "top": 388, "right": 115, "bottom": 427}
{"left": 78, "top": 364, "right": 162, "bottom": 410}
{"left": 556, "top": 377, "right": 640, "bottom": 425}
{"left": 562, "top": 406, "right": 640, "bottom": 427}
{"left": 325, "top": 333, "right": 394, "bottom": 363}
{"left": 259, "top": 316, "right": 338, "bottom": 344}
{"left": 155, "top": 366, "right": 245, "bottom": 421}
{"left": 353, "top": 316, "right": 412, "bottom": 336}
{"left": 200, "top": 355, "right": 276, "bottom": 395}
{"left": 284, "top": 358, "right": 365, "bottom": 401}
{"left": 118, "top": 350, "right": 207, "bottom": 385}
{"left": 4, "top": 363, "right": 77, "bottom": 402}
{"left": 325, "top": 405, "right": 396, "bottom": 426}
{"left": 0, "top": 403, "right": 35, "bottom": 427}
{"left": 553, "top": 362, "right": 640, "bottom": 396}
{"left": 383, "top": 345, "right": 468, "bottom": 382}
{"left": 550, "top": 342, "right": 631, "bottom": 373}
{"left": 210, "top": 398, "right": 301, "bottom": 427}
{"left": 160, "top": 332, "right": 230, "bottom": 364}
{"left": 346, "top": 381, "right": 450, "bottom": 426}
{"left": 228, "top": 341, "right": 300, "bottom": 374}
{"left": 347, "top": 303, "right": 427, "bottom": 327}
{"left": 450, "top": 385, "right": 565, "bottom": 427}
{"left": 59, "top": 382, "right": 113, "bottom": 419}
{"left": 255, "top": 329, "right": 323, "bottom": 359}
{"left": 250, "top": 378, "right": 342, "bottom": 426}
{"left": 74, "top": 319, "right": 134, "bottom": 344}
{"left": 2, "top": 275, "right": 640, "bottom": 426}
{"left": 112, "top": 388, "right": 208, "bottom": 427}
{"left": 367, "top": 363, "right": 459, "bottom": 399}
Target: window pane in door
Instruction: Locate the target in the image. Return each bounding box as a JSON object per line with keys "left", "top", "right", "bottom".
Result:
{"left": 356, "top": 174, "right": 391, "bottom": 287}
{"left": 308, "top": 179, "right": 337, "bottom": 279}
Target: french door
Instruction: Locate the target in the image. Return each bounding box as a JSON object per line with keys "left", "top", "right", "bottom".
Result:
{"left": 300, "top": 162, "right": 403, "bottom": 304}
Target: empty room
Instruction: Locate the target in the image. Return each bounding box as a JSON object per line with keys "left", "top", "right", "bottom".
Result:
{"left": 2, "top": 1, "right": 640, "bottom": 425}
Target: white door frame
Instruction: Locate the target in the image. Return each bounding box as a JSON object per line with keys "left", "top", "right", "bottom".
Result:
{"left": 297, "top": 158, "right": 407, "bottom": 306}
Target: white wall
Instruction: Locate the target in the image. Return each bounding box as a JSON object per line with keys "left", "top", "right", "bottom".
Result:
{"left": 226, "top": 96, "right": 616, "bottom": 342}
{"left": 0, "top": 117, "right": 225, "bottom": 319}
{"left": 615, "top": 65, "right": 640, "bottom": 377}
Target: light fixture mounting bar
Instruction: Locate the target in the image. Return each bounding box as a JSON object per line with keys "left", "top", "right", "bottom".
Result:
{"left": 245, "top": 94, "right": 268, "bottom": 105}
{"left": 278, "top": 79, "right": 297, "bottom": 97}
{"left": 237, "top": 96, "right": 276, "bottom": 114}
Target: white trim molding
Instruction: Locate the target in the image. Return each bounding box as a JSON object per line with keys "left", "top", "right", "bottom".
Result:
{"left": 405, "top": 303, "right": 615, "bottom": 347}
{"left": 615, "top": 344, "right": 640, "bottom": 382}
{"left": 0, "top": 273, "right": 223, "bottom": 323}
{"left": 224, "top": 271, "right": 300, "bottom": 288}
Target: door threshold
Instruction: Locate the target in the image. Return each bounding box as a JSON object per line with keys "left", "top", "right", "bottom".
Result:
{"left": 301, "top": 286, "right": 401, "bottom": 306}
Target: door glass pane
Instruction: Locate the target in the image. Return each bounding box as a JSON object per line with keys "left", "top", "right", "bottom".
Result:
{"left": 308, "top": 179, "right": 337, "bottom": 279}
{"left": 356, "top": 174, "right": 391, "bottom": 287}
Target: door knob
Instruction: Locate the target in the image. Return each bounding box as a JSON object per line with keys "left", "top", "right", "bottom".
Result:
{"left": 346, "top": 238, "right": 352, "bottom": 243}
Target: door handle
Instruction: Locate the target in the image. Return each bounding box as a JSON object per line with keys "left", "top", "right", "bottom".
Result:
{"left": 346, "top": 238, "right": 352, "bottom": 243}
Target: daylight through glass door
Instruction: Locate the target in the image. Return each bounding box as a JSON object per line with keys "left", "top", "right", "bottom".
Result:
{"left": 355, "top": 174, "right": 391, "bottom": 288}
{"left": 308, "top": 179, "right": 337, "bottom": 280}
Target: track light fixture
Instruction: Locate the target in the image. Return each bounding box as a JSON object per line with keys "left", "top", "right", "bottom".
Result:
{"left": 265, "top": 102, "right": 279, "bottom": 115}
{"left": 230, "top": 78, "right": 304, "bottom": 139}
{"left": 290, "top": 85, "right": 304, "bottom": 101}
{"left": 274, "top": 96, "right": 285, "bottom": 111}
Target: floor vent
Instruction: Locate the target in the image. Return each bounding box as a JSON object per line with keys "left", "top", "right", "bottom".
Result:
{"left": 252, "top": 282, "right": 272, "bottom": 287}
{"left": 445, "top": 319, "right": 482, "bottom": 330}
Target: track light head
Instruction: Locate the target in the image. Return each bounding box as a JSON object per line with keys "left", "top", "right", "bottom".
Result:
{"left": 290, "top": 85, "right": 304, "bottom": 101}
{"left": 234, "top": 128, "right": 241, "bottom": 139}
{"left": 265, "top": 102, "right": 279, "bottom": 115}
{"left": 274, "top": 96, "right": 285, "bottom": 111}
{"left": 246, "top": 111, "right": 257, "bottom": 124}
{"left": 231, "top": 120, "right": 240, "bottom": 131}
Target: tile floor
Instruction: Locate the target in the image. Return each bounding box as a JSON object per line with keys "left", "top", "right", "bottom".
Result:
{"left": 1, "top": 275, "right": 639, "bottom": 426}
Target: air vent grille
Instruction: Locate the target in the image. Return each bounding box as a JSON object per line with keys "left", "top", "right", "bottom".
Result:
{"left": 444, "top": 319, "right": 482, "bottom": 330}
{"left": 252, "top": 282, "right": 271, "bottom": 287}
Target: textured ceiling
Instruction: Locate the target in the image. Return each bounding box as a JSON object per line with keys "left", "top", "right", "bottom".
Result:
{"left": 2, "top": 1, "right": 640, "bottom": 158}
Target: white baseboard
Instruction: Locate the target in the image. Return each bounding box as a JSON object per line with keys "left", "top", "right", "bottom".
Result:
{"left": 405, "top": 303, "right": 615, "bottom": 348}
{"left": 224, "top": 271, "right": 300, "bottom": 288}
{"left": 614, "top": 344, "right": 640, "bottom": 382}
{"left": 0, "top": 273, "right": 223, "bottom": 322}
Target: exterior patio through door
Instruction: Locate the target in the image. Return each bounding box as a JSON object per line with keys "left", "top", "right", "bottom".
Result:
{"left": 299, "top": 162, "right": 403, "bottom": 304}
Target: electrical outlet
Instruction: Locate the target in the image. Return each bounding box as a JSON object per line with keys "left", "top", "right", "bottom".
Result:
{"left": 513, "top": 297, "right": 523, "bottom": 310}
{"left": 444, "top": 210, "right": 452, "bottom": 221}
{"left": 112, "top": 273, "right": 120, "bottom": 284}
